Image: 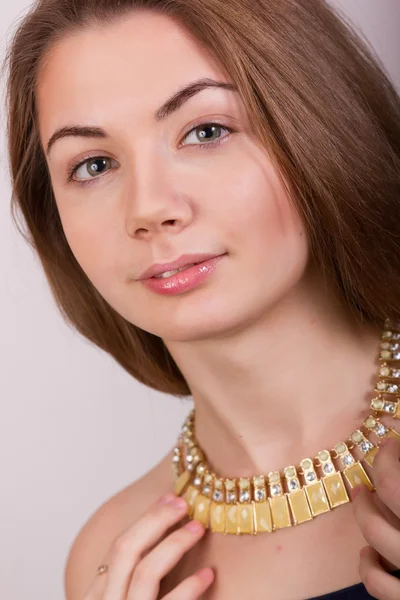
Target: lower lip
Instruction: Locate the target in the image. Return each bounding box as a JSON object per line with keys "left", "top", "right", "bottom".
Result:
{"left": 140, "top": 254, "right": 226, "bottom": 295}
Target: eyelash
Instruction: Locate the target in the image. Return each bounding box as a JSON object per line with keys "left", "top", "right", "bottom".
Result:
{"left": 66, "top": 121, "right": 235, "bottom": 188}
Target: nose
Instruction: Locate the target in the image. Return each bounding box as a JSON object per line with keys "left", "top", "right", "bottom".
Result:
{"left": 124, "top": 155, "right": 193, "bottom": 240}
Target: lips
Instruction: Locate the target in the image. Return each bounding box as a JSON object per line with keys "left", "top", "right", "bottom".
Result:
{"left": 137, "top": 253, "right": 224, "bottom": 280}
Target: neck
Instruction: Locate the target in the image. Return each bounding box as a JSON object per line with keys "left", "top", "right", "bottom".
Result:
{"left": 164, "top": 278, "right": 383, "bottom": 479}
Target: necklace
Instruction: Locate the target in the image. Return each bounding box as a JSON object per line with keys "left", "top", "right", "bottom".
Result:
{"left": 171, "top": 318, "right": 400, "bottom": 535}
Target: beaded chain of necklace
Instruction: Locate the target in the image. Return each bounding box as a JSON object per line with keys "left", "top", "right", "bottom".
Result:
{"left": 172, "top": 318, "right": 400, "bottom": 536}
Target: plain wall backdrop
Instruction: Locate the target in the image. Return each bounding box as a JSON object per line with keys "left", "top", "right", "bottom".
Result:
{"left": 1, "top": 1, "right": 399, "bottom": 598}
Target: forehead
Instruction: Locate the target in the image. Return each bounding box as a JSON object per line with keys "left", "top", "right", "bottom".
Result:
{"left": 36, "top": 12, "right": 229, "bottom": 141}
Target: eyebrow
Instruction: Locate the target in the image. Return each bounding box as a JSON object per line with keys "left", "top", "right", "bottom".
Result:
{"left": 45, "top": 77, "right": 238, "bottom": 157}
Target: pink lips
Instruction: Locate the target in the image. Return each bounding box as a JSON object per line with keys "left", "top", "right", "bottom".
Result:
{"left": 137, "top": 253, "right": 223, "bottom": 280}
{"left": 139, "top": 254, "right": 226, "bottom": 295}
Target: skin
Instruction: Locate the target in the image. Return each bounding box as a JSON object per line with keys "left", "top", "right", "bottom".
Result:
{"left": 36, "top": 11, "right": 400, "bottom": 599}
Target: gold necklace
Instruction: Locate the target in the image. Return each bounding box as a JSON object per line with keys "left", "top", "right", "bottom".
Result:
{"left": 172, "top": 318, "right": 400, "bottom": 535}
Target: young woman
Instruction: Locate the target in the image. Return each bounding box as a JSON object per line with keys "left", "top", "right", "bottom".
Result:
{"left": 3, "top": 0, "right": 400, "bottom": 598}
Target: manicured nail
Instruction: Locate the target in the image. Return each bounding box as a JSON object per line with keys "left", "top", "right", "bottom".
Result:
{"left": 351, "top": 485, "right": 363, "bottom": 500}
{"left": 184, "top": 520, "right": 203, "bottom": 533}
{"left": 160, "top": 493, "right": 176, "bottom": 504}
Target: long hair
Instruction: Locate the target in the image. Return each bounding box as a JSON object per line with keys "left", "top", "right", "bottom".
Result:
{"left": 2, "top": 0, "right": 400, "bottom": 396}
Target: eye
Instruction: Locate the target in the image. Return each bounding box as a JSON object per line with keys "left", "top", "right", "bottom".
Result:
{"left": 181, "top": 122, "right": 232, "bottom": 148}
{"left": 68, "top": 156, "right": 118, "bottom": 184}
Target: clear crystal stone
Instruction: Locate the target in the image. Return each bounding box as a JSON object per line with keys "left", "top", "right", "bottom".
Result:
{"left": 388, "top": 384, "right": 399, "bottom": 393}
{"left": 239, "top": 491, "right": 250, "bottom": 502}
{"left": 323, "top": 463, "right": 334, "bottom": 474}
{"left": 173, "top": 455, "right": 180, "bottom": 463}
{"left": 187, "top": 463, "right": 194, "bottom": 471}
{"left": 186, "top": 455, "right": 193, "bottom": 462}
{"left": 289, "top": 479, "right": 299, "bottom": 491}
{"left": 227, "top": 492, "right": 236, "bottom": 503}
{"left": 361, "top": 441, "right": 373, "bottom": 453}
{"left": 393, "top": 370, "right": 400, "bottom": 378}
{"left": 306, "top": 472, "right": 316, "bottom": 482}
{"left": 193, "top": 477, "right": 202, "bottom": 486}
{"left": 394, "top": 352, "right": 400, "bottom": 360}
{"left": 202, "top": 485, "right": 210, "bottom": 494}
{"left": 271, "top": 484, "right": 282, "bottom": 496}
{"left": 375, "top": 424, "right": 387, "bottom": 437}
{"left": 343, "top": 454, "right": 354, "bottom": 466}
{"left": 213, "top": 490, "right": 222, "bottom": 502}
{"left": 254, "top": 489, "right": 265, "bottom": 501}
{"left": 384, "top": 403, "right": 396, "bottom": 413}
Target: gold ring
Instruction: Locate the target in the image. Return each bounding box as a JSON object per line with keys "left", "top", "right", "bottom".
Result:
{"left": 96, "top": 564, "right": 109, "bottom": 576}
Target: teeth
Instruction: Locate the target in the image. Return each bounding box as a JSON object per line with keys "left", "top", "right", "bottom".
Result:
{"left": 154, "top": 263, "right": 196, "bottom": 279}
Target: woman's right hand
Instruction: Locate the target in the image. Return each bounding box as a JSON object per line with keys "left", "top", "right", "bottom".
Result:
{"left": 83, "top": 492, "right": 215, "bottom": 599}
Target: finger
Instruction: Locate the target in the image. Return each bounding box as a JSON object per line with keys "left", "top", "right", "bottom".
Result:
{"left": 359, "top": 545, "right": 400, "bottom": 600}
{"left": 163, "top": 567, "right": 215, "bottom": 600}
{"left": 101, "top": 494, "right": 189, "bottom": 599}
{"left": 127, "top": 520, "right": 207, "bottom": 600}
{"left": 351, "top": 485, "right": 400, "bottom": 568}
{"left": 373, "top": 438, "right": 400, "bottom": 519}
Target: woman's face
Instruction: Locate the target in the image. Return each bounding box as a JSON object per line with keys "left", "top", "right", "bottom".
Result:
{"left": 37, "top": 12, "right": 309, "bottom": 342}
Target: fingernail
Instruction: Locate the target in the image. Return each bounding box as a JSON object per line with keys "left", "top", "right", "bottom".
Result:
{"left": 160, "top": 493, "right": 176, "bottom": 504}
{"left": 351, "top": 485, "right": 363, "bottom": 500}
{"left": 184, "top": 520, "right": 203, "bottom": 533}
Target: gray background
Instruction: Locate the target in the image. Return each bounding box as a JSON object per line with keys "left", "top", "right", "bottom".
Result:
{"left": 1, "top": 1, "right": 399, "bottom": 598}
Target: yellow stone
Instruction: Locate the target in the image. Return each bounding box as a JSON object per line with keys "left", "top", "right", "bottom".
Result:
{"left": 269, "top": 471, "right": 280, "bottom": 484}
{"left": 318, "top": 450, "right": 330, "bottom": 462}
{"left": 364, "top": 446, "right": 379, "bottom": 467}
{"left": 284, "top": 466, "right": 296, "bottom": 478}
{"left": 182, "top": 484, "right": 200, "bottom": 517}
{"left": 210, "top": 501, "right": 225, "bottom": 533}
{"left": 239, "top": 478, "right": 250, "bottom": 489}
{"left": 301, "top": 458, "right": 313, "bottom": 470}
{"left": 364, "top": 417, "right": 376, "bottom": 429}
{"left": 380, "top": 366, "right": 390, "bottom": 376}
{"left": 381, "top": 351, "right": 391, "bottom": 359}
{"left": 225, "top": 503, "right": 239, "bottom": 534}
{"left": 253, "top": 476, "right": 265, "bottom": 487}
{"left": 287, "top": 489, "right": 313, "bottom": 525}
{"left": 204, "top": 473, "right": 213, "bottom": 484}
{"left": 351, "top": 431, "right": 363, "bottom": 444}
{"left": 238, "top": 503, "right": 254, "bottom": 534}
{"left": 305, "top": 481, "right": 330, "bottom": 515}
{"left": 322, "top": 472, "right": 349, "bottom": 507}
{"left": 254, "top": 501, "right": 273, "bottom": 533}
{"left": 174, "top": 470, "right": 191, "bottom": 496}
{"left": 344, "top": 462, "right": 374, "bottom": 491}
{"left": 225, "top": 479, "right": 235, "bottom": 491}
{"left": 214, "top": 479, "right": 223, "bottom": 489}
{"left": 335, "top": 443, "right": 347, "bottom": 455}
{"left": 270, "top": 496, "right": 292, "bottom": 529}
{"left": 371, "top": 397, "right": 384, "bottom": 411}
{"left": 193, "top": 494, "right": 211, "bottom": 527}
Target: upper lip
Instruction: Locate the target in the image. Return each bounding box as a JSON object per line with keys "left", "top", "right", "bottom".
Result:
{"left": 137, "top": 253, "right": 224, "bottom": 280}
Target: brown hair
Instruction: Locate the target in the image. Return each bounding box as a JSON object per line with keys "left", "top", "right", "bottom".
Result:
{"left": 2, "top": 0, "right": 400, "bottom": 396}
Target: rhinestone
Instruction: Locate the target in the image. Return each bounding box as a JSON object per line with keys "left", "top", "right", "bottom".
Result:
{"left": 187, "top": 464, "right": 194, "bottom": 471}
{"left": 394, "top": 352, "right": 400, "bottom": 360}
{"left": 271, "top": 484, "right": 282, "bottom": 496}
{"left": 343, "top": 454, "right": 354, "bottom": 466}
{"left": 239, "top": 491, "right": 250, "bottom": 502}
{"left": 364, "top": 417, "right": 376, "bottom": 429}
{"left": 186, "top": 455, "right": 193, "bottom": 462}
{"left": 380, "top": 366, "right": 390, "bottom": 376}
{"left": 393, "top": 370, "right": 400, "bottom": 378}
{"left": 375, "top": 424, "right": 387, "bottom": 437}
{"left": 182, "top": 425, "right": 188, "bottom": 432}
{"left": 387, "top": 384, "right": 399, "bottom": 393}
{"left": 193, "top": 477, "right": 202, "bottom": 486}
{"left": 173, "top": 455, "right": 180, "bottom": 463}
{"left": 214, "top": 479, "right": 223, "bottom": 490}
{"left": 394, "top": 333, "right": 400, "bottom": 340}
{"left": 227, "top": 492, "right": 236, "bottom": 503}
{"left": 253, "top": 476, "right": 265, "bottom": 486}
{"left": 384, "top": 403, "right": 396, "bottom": 413}
{"left": 254, "top": 488, "right": 266, "bottom": 501}
{"left": 306, "top": 472, "right": 316, "bottom": 482}
{"left": 213, "top": 490, "right": 223, "bottom": 502}
{"left": 284, "top": 466, "right": 296, "bottom": 478}
{"left": 289, "top": 479, "right": 299, "bottom": 491}
{"left": 323, "top": 463, "right": 334, "bottom": 474}
{"left": 391, "top": 343, "right": 400, "bottom": 351}
{"left": 377, "top": 382, "right": 387, "bottom": 391}
{"left": 360, "top": 441, "right": 373, "bottom": 453}
{"left": 239, "top": 478, "right": 250, "bottom": 490}
{"left": 204, "top": 473, "right": 213, "bottom": 484}
{"left": 269, "top": 472, "right": 280, "bottom": 484}
{"left": 225, "top": 480, "right": 235, "bottom": 491}
{"left": 202, "top": 485, "right": 210, "bottom": 494}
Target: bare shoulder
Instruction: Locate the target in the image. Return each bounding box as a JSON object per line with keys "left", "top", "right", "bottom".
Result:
{"left": 64, "top": 445, "right": 175, "bottom": 600}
